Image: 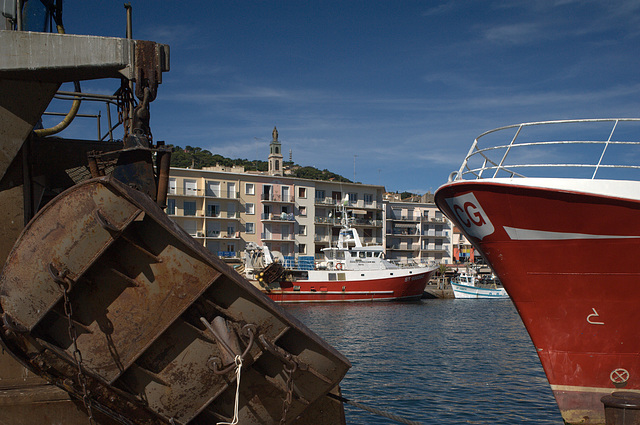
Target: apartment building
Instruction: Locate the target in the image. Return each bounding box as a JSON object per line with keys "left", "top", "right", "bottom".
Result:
{"left": 166, "top": 166, "right": 385, "bottom": 260}
{"left": 384, "top": 198, "right": 453, "bottom": 265}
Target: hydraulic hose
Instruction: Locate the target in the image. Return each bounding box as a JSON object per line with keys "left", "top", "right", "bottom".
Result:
{"left": 34, "top": 17, "right": 83, "bottom": 137}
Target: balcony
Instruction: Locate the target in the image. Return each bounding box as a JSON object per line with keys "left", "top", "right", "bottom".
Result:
{"left": 313, "top": 216, "right": 382, "bottom": 227}
{"left": 314, "top": 197, "right": 337, "bottom": 206}
{"left": 168, "top": 188, "right": 200, "bottom": 197}
{"left": 261, "top": 233, "right": 295, "bottom": 242}
{"left": 314, "top": 216, "right": 339, "bottom": 225}
{"left": 261, "top": 213, "right": 295, "bottom": 222}
{"left": 386, "top": 244, "right": 418, "bottom": 252}
{"left": 204, "top": 190, "right": 240, "bottom": 200}
{"left": 388, "top": 215, "right": 420, "bottom": 222}
{"left": 423, "top": 230, "right": 449, "bottom": 237}
{"left": 203, "top": 211, "right": 240, "bottom": 220}
{"left": 314, "top": 197, "right": 381, "bottom": 210}
{"left": 388, "top": 230, "right": 420, "bottom": 236}
{"left": 204, "top": 231, "right": 240, "bottom": 240}
{"left": 261, "top": 193, "right": 294, "bottom": 203}
{"left": 427, "top": 217, "right": 447, "bottom": 223}
{"left": 421, "top": 244, "right": 450, "bottom": 253}
{"left": 351, "top": 218, "right": 383, "bottom": 227}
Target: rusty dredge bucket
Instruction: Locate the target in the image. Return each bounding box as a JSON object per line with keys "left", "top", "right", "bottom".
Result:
{"left": 0, "top": 176, "right": 350, "bottom": 424}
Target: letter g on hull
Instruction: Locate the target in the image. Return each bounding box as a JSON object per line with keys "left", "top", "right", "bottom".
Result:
{"left": 445, "top": 192, "right": 495, "bottom": 240}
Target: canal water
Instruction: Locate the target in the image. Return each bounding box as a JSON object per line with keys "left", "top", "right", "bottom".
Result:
{"left": 285, "top": 299, "right": 564, "bottom": 424}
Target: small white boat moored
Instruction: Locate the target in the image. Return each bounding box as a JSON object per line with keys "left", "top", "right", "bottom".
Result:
{"left": 450, "top": 273, "right": 508, "bottom": 299}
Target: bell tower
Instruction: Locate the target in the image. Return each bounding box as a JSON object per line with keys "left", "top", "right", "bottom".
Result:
{"left": 268, "top": 126, "right": 283, "bottom": 176}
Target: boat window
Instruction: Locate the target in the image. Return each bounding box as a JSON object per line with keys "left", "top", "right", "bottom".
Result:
{"left": 336, "top": 251, "right": 345, "bottom": 260}
{"left": 359, "top": 252, "right": 366, "bottom": 258}
{"left": 338, "top": 273, "right": 346, "bottom": 281}
{"left": 328, "top": 273, "right": 336, "bottom": 281}
{"left": 366, "top": 252, "right": 373, "bottom": 258}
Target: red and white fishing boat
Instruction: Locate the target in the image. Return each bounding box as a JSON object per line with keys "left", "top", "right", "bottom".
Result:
{"left": 435, "top": 118, "right": 640, "bottom": 424}
{"left": 245, "top": 211, "right": 436, "bottom": 303}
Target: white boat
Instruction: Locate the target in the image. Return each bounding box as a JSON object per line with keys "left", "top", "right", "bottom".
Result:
{"left": 246, "top": 208, "right": 437, "bottom": 302}
{"left": 450, "top": 272, "right": 508, "bottom": 299}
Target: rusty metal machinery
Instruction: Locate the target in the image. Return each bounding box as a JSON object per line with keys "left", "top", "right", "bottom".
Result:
{"left": 0, "top": 176, "right": 350, "bottom": 424}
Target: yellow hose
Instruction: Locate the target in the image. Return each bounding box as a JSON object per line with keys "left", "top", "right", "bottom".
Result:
{"left": 34, "top": 24, "right": 82, "bottom": 137}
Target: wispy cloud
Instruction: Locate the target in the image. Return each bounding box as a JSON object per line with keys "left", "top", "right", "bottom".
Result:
{"left": 480, "top": 22, "right": 547, "bottom": 45}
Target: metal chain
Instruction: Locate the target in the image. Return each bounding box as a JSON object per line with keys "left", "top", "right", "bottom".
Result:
{"left": 115, "top": 79, "right": 135, "bottom": 139}
{"left": 279, "top": 363, "right": 296, "bottom": 425}
{"left": 59, "top": 280, "right": 95, "bottom": 425}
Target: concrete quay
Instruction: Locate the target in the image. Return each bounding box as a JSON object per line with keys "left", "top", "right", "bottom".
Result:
{"left": 423, "top": 284, "right": 454, "bottom": 299}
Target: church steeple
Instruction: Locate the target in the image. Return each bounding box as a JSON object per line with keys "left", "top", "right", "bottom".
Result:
{"left": 268, "top": 126, "right": 283, "bottom": 176}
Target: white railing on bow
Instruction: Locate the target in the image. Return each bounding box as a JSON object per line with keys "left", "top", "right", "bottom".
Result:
{"left": 449, "top": 118, "right": 640, "bottom": 182}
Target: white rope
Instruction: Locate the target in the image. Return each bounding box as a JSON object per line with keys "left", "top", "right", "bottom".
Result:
{"left": 217, "top": 355, "right": 243, "bottom": 425}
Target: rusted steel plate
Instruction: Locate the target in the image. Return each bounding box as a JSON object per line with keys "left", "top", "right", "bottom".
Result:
{"left": 0, "top": 180, "right": 141, "bottom": 331}
{"left": 0, "top": 176, "right": 350, "bottom": 424}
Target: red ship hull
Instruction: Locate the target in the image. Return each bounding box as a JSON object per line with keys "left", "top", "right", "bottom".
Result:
{"left": 264, "top": 270, "right": 433, "bottom": 303}
{"left": 435, "top": 180, "right": 640, "bottom": 425}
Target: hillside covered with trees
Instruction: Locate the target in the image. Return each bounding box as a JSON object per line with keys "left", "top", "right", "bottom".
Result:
{"left": 169, "top": 145, "right": 351, "bottom": 183}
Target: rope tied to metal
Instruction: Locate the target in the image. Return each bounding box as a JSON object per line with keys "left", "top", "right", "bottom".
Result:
{"left": 216, "top": 355, "right": 243, "bottom": 425}
{"left": 326, "top": 393, "right": 424, "bottom": 425}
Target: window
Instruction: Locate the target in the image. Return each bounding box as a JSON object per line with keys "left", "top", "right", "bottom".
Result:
{"left": 246, "top": 222, "right": 255, "bottom": 234}
{"left": 184, "top": 180, "right": 197, "bottom": 196}
{"left": 315, "top": 190, "right": 325, "bottom": 200}
{"left": 166, "top": 199, "right": 176, "bottom": 215}
{"left": 206, "top": 181, "right": 220, "bottom": 197}
{"left": 206, "top": 203, "right": 219, "bottom": 217}
{"left": 207, "top": 222, "right": 220, "bottom": 237}
{"left": 364, "top": 193, "right": 373, "bottom": 204}
{"left": 299, "top": 224, "right": 306, "bottom": 235}
{"left": 227, "top": 204, "right": 236, "bottom": 218}
{"left": 298, "top": 243, "right": 306, "bottom": 254}
{"left": 348, "top": 193, "right": 357, "bottom": 203}
{"left": 298, "top": 187, "right": 307, "bottom": 198}
{"left": 184, "top": 201, "right": 196, "bottom": 216}
{"left": 181, "top": 220, "right": 197, "bottom": 236}
{"left": 282, "top": 186, "right": 290, "bottom": 202}
{"left": 246, "top": 203, "right": 255, "bottom": 214}
{"left": 227, "top": 182, "right": 236, "bottom": 199}
{"left": 169, "top": 178, "right": 177, "bottom": 194}
{"left": 227, "top": 224, "right": 235, "bottom": 236}
{"left": 299, "top": 206, "right": 307, "bottom": 216}
{"left": 245, "top": 183, "right": 255, "bottom": 195}
{"left": 282, "top": 224, "right": 290, "bottom": 240}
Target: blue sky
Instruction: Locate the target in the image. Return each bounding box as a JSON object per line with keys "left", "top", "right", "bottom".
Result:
{"left": 50, "top": 1, "right": 640, "bottom": 194}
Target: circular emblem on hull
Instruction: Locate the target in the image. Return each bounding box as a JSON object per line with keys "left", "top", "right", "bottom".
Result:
{"left": 611, "top": 368, "right": 630, "bottom": 388}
